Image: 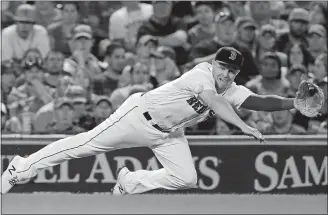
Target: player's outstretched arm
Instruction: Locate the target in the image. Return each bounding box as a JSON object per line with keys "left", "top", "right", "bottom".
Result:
{"left": 199, "top": 90, "right": 265, "bottom": 142}
{"left": 242, "top": 80, "right": 325, "bottom": 118}
{"left": 240, "top": 94, "right": 295, "bottom": 112}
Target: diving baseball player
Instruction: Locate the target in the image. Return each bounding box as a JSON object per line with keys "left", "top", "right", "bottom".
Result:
{"left": 0, "top": 47, "right": 313, "bottom": 195}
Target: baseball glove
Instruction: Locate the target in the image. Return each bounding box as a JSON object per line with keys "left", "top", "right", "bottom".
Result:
{"left": 294, "top": 80, "right": 325, "bottom": 117}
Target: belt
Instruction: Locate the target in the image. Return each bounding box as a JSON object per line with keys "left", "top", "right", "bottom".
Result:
{"left": 143, "top": 112, "right": 169, "bottom": 133}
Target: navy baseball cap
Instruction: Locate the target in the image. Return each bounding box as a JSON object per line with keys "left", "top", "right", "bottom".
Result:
{"left": 214, "top": 47, "right": 243, "bottom": 70}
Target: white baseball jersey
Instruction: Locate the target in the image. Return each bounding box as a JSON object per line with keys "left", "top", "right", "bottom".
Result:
{"left": 144, "top": 62, "right": 254, "bottom": 132}
{"left": 4, "top": 63, "right": 254, "bottom": 195}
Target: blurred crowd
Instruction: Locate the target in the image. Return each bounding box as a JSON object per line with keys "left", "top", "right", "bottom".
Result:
{"left": 1, "top": 1, "right": 327, "bottom": 135}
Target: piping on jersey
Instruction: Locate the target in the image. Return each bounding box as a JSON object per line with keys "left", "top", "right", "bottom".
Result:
{"left": 16, "top": 106, "right": 139, "bottom": 174}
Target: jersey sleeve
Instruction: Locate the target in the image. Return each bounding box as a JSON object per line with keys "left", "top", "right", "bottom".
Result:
{"left": 223, "top": 83, "right": 254, "bottom": 109}
{"left": 179, "top": 62, "right": 216, "bottom": 93}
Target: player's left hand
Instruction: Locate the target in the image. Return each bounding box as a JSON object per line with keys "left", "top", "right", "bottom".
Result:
{"left": 294, "top": 80, "right": 325, "bottom": 118}
{"left": 241, "top": 125, "right": 266, "bottom": 144}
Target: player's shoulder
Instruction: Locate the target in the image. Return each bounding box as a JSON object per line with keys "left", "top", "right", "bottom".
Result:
{"left": 224, "top": 82, "right": 249, "bottom": 95}
{"left": 182, "top": 62, "right": 212, "bottom": 79}
{"left": 178, "top": 62, "right": 214, "bottom": 86}
{"left": 193, "top": 62, "right": 212, "bottom": 73}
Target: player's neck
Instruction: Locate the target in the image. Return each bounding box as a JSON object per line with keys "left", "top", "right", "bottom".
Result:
{"left": 215, "top": 82, "right": 226, "bottom": 94}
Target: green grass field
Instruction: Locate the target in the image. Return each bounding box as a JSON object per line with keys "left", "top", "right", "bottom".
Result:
{"left": 1, "top": 193, "right": 327, "bottom": 214}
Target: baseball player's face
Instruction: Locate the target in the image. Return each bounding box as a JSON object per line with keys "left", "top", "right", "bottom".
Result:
{"left": 212, "top": 60, "right": 239, "bottom": 89}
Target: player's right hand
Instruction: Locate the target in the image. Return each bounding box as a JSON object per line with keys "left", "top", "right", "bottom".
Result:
{"left": 241, "top": 125, "right": 266, "bottom": 144}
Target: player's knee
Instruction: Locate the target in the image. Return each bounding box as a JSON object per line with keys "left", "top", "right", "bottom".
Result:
{"left": 178, "top": 169, "right": 198, "bottom": 188}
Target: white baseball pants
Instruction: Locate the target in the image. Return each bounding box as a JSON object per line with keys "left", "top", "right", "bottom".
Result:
{"left": 15, "top": 93, "right": 197, "bottom": 193}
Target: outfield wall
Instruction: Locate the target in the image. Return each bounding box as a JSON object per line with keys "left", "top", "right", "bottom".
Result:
{"left": 1, "top": 134, "right": 327, "bottom": 194}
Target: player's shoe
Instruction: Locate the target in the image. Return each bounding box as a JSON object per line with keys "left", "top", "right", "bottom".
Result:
{"left": 1, "top": 155, "right": 23, "bottom": 194}
{"left": 111, "top": 166, "right": 130, "bottom": 196}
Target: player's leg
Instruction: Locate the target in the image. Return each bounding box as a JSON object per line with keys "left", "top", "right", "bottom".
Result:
{"left": 114, "top": 130, "right": 197, "bottom": 194}
{"left": 1, "top": 101, "right": 140, "bottom": 194}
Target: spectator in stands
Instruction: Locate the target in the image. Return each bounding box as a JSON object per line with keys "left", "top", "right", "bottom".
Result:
{"left": 34, "top": 1, "right": 61, "bottom": 28}
{"left": 64, "top": 85, "right": 89, "bottom": 127}
{"left": 1, "top": 62, "right": 16, "bottom": 106}
{"left": 276, "top": 8, "right": 310, "bottom": 54}
{"left": 234, "top": 16, "right": 257, "bottom": 51}
{"left": 93, "top": 96, "right": 113, "bottom": 127}
{"left": 14, "top": 48, "right": 43, "bottom": 87}
{"left": 189, "top": 12, "right": 235, "bottom": 61}
{"left": 171, "top": 1, "right": 196, "bottom": 30}
{"left": 125, "top": 35, "right": 180, "bottom": 88}
{"left": 157, "top": 46, "right": 176, "bottom": 62}
{"left": 137, "top": 1, "right": 189, "bottom": 65}
{"left": 110, "top": 62, "right": 153, "bottom": 110}
{"left": 8, "top": 49, "right": 54, "bottom": 114}
{"left": 44, "top": 97, "right": 84, "bottom": 134}
{"left": 246, "top": 52, "right": 289, "bottom": 97}
{"left": 63, "top": 24, "right": 102, "bottom": 91}
{"left": 33, "top": 75, "right": 75, "bottom": 134}
{"left": 93, "top": 43, "right": 126, "bottom": 96}
{"left": 109, "top": 1, "right": 153, "bottom": 51}
{"left": 286, "top": 64, "right": 308, "bottom": 98}
{"left": 1, "top": 1, "right": 23, "bottom": 30}
{"left": 1, "top": 4, "right": 51, "bottom": 62}
{"left": 263, "top": 110, "right": 306, "bottom": 134}
{"left": 187, "top": 2, "right": 215, "bottom": 47}
{"left": 287, "top": 43, "right": 313, "bottom": 69}
{"left": 279, "top": 1, "right": 298, "bottom": 22}
{"left": 88, "top": 1, "right": 122, "bottom": 37}
{"left": 255, "top": 24, "right": 287, "bottom": 67}
{"left": 226, "top": 1, "right": 247, "bottom": 18}
{"left": 246, "top": 1, "right": 289, "bottom": 32}
{"left": 308, "top": 2, "right": 328, "bottom": 29}
{"left": 307, "top": 24, "right": 327, "bottom": 60}
{"left": 43, "top": 51, "right": 65, "bottom": 94}
{"left": 47, "top": 1, "right": 80, "bottom": 57}
{"left": 311, "top": 53, "right": 327, "bottom": 84}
